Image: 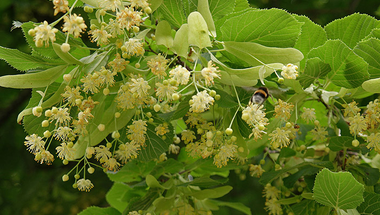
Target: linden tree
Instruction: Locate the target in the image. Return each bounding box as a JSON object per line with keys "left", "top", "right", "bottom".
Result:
{"left": 1, "top": 0, "right": 380, "bottom": 214}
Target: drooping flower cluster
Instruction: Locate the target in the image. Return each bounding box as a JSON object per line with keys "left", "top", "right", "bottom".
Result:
{"left": 242, "top": 103, "right": 269, "bottom": 140}
{"left": 263, "top": 184, "right": 283, "bottom": 215}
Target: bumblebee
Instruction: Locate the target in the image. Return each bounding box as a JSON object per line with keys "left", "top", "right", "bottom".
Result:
{"left": 250, "top": 86, "right": 269, "bottom": 106}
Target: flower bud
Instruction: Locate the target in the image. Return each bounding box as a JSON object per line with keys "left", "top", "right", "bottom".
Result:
{"left": 28, "top": 29, "right": 36, "bottom": 37}
{"left": 115, "top": 112, "right": 121, "bottom": 118}
{"left": 144, "top": 7, "right": 152, "bottom": 14}
{"left": 62, "top": 174, "right": 69, "bottom": 182}
{"left": 32, "top": 106, "right": 43, "bottom": 117}
{"left": 99, "top": 9, "right": 106, "bottom": 16}
{"left": 43, "top": 130, "right": 51, "bottom": 138}
{"left": 112, "top": 131, "right": 120, "bottom": 139}
{"left": 84, "top": 6, "right": 93, "bottom": 13}
{"left": 45, "top": 110, "right": 52, "bottom": 117}
{"left": 103, "top": 88, "right": 110, "bottom": 95}
{"left": 225, "top": 128, "right": 233, "bottom": 135}
{"left": 52, "top": 107, "right": 58, "bottom": 114}
{"left": 42, "top": 120, "right": 49, "bottom": 127}
{"left": 88, "top": 167, "right": 95, "bottom": 174}
{"left": 352, "top": 139, "right": 359, "bottom": 147}
{"left": 63, "top": 74, "right": 72, "bottom": 82}
{"left": 133, "top": 26, "right": 140, "bottom": 33}
{"left": 61, "top": 43, "right": 70, "bottom": 53}
{"left": 154, "top": 104, "right": 161, "bottom": 112}
{"left": 172, "top": 93, "right": 180, "bottom": 101}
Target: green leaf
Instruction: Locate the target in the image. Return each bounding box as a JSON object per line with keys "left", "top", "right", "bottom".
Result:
{"left": 149, "top": 0, "right": 163, "bottom": 12}
{"left": 313, "top": 168, "right": 364, "bottom": 210}
{"left": 155, "top": 21, "right": 173, "bottom": 48}
{"left": 291, "top": 199, "right": 328, "bottom": 215}
{"left": 191, "top": 185, "right": 232, "bottom": 200}
{"left": 52, "top": 43, "right": 84, "bottom": 66}
{"left": 208, "top": 0, "right": 236, "bottom": 20}
{"left": 298, "top": 57, "right": 331, "bottom": 88}
{"left": 0, "top": 46, "right": 53, "bottom": 71}
{"left": 106, "top": 183, "right": 130, "bottom": 213}
{"left": 198, "top": 0, "right": 216, "bottom": 37}
{"left": 153, "top": 196, "right": 175, "bottom": 214}
{"left": 137, "top": 122, "right": 174, "bottom": 161}
{"left": 328, "top": 136, "right": 355, "bottom": 151}
{"left": 308, "top": 40, "right": 369, "bottom": 88}
{"left": 149, "top": 158, "right": 184, "bottom": 178}
{"left": 233, "top": 0, "right": 249, "bottom": 12}
{"left": 348, "top": 164, "right": 380, "bottom": 186}
{"left": 363, "top": 28, "right": 380, "bottom": 40}
{"left": 353, "top": 38, "right": 380, "bottom": 78}
{"left": 178, "top": 175, "right": 228, "bottom": 188}
{"left": 214, "top": 88, "right": 238, "bottom": 108}
{"left": 124, "top": 189, "right": 160, "bottom": 212}
{"left": 325, "top": 13, "right": 380, "bottom": 49}
{"left": 188, "top": 12, "right": 212, "bottom": 49}
{"left": 156, "top": 0, "right": 187, "bottom": 28}
{"left": 77, "top": 206, "right": 120, "bottom": 215}
{"left": 282, "top": 162, "right": 324, "bottom": 188}
{"left": 223, "top": 41, "right": 304, "bottom": 67}
{"left": 0, "top": 64, "right": 67, "bottom": 89}
{"left": 218, "top": 8, "right": 303, "bottom": 47}
{"left": 107, "top": 160, "right": 155, "bottom": 183}
{"left": 293, "top": 15, "right": 327, "bottom": 69}
{"left": 362, "top": 77, "right": 380, "bottom": 93}
{"left": 277, "top": 147, "right": 296, "bottom": 161}
{"left": 210, "top": 200, "right": 251, "bottom": 215}
{"left": 172, "top": 24, "right": 189, "bottom": 58}
{"left": 357, "top": 192, "right": 380, "bottom": 215}
{"left": 260, "top": 161, "right": 333, "bottom": 185}
{"left": 146, "top": 175, "right": 174, "bottom": 190}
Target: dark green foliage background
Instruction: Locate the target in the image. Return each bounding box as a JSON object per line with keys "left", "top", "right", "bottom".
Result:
{"left": 0, "top": 0, "right": 379, "bottom": 214}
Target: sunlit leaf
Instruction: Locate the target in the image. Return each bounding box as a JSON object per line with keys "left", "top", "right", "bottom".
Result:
{"left": 156, "top": 0, "right": 187, "bottom": 28}
{"left": 0, "top": 46, "right": 53, "bottom": 71}
{"left": 298, "top": 57, "right": 331, "bottom": 88}
{"left": 313, "top": 168, "right": 364, "bottom": 209}
{"left": 325, "top": 13, "right": 380, "bottom": 49}
{"left": 218, "top": 8, "right": 303, "bottom": 47}
{"left": 293, "top": 15, "right": 327, "bottom": 69}
{"left": 308, "top": 40, "right": 369, "bottom": 88}
{"left": 106, "top": 183, "right": 130, "bottom": 212}
{"left": 357, "top": 192, "right": 380, "bottom": 215}
{"left": 354, "top": 38, "right": 380, "bottom": 78}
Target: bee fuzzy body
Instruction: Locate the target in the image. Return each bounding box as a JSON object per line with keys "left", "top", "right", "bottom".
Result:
{"left": 250, "top": 87, "right": 269, "bottom": 106}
